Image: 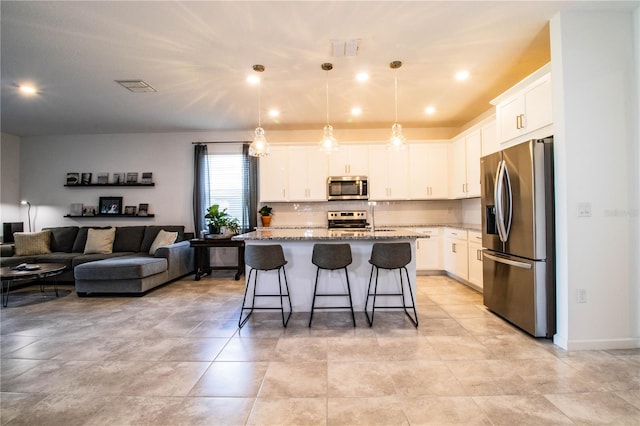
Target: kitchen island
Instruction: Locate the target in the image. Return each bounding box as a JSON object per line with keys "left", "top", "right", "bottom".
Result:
{"left": 233, "top": 228, "right": 422, "bottom": 312}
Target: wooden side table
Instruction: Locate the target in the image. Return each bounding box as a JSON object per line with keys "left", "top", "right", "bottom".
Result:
{"left": 190, "top": 237, "right": 245, "bottom": 281}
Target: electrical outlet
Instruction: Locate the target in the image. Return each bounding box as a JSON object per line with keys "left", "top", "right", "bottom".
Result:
{"left": 577, "top": 202, "right": 592, "bottom": 217}
{"left": 577, "top": 288, "right": 587, "bottom": 303}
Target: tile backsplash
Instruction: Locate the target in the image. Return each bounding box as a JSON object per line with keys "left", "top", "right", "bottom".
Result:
{"left": 258, "top": 198, "right": 480, "bottom": 228}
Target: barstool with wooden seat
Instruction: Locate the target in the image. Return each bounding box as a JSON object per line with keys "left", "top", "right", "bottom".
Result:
{"left": 309, "top": 243, "right": 356, "bottom": 327}
{"left": 239, "top": 244, "right": 292, "bottom": 328}
{"left": 365, "top": 242, "right": 418, "bottom": 327}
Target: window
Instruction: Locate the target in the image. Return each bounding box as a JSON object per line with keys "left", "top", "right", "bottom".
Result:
{"left": 204, "top": 153, "right": 246, "bottom": 228}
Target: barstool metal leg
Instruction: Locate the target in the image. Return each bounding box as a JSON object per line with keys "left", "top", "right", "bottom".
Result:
{"left": 277, "top": 266, "right": 292, "bottom": 327}
{"left": 399, "top": 267, "right": 419, "bottom": 327}
{"left": 344, "top": 267, "right": 356, "bottom": 327}
{"left": 238, "top": 268, "right": 257, "bottom": 328}
{"left": 308, "top": 267, "right": 321, "bottom": 327}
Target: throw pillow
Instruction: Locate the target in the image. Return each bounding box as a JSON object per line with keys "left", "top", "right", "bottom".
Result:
{"left": 83, "top": 227, "right": 116, "bottom": 254}
{"left": 13, "top": 231, "right": 52, "bottom": 256}
{"left": 149, "top": 230, "right": 178, "bottom": 255}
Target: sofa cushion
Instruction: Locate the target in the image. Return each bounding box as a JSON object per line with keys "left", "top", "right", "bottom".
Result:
{"left": 140, "top": 226, "right": 185, "bottom": 253}
{"left": 74, "top": 256, "right": 167, "bottom": 280}
{"left": 84, "top": 228, "right": 116, "bottom": 254}
{"left": 113, "top": 226, "right": 145, "bottom": 252}
{"left": 44, "top": 226, "right": 79, "bottom": 252}
{"left": 71, "top": 252, "right": 134, "bottom": 268}
{"left": 14, "top": 231, "right": 52, "bottom": 256}
{"left": 33, "top": 252, "right": 82, "bottom": 270}
{"left": 72, "top": 226, "right": 111, "bottom": 253}
{"left": 149, "top": 230, "right": 178, "bottom": 255}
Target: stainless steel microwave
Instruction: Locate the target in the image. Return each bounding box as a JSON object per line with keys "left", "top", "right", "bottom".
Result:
{"left": 327, "top": 176, "right": 368, "bottom": 201}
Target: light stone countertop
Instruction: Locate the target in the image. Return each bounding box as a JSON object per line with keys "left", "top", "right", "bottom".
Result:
{"left": 233, "top": 227, "right": 423, "bottom": 241}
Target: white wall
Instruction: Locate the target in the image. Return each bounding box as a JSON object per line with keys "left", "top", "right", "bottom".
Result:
{"left": 551, "top": 9, "right": 639, "bottom": 350}
{"left": 1, "top": 133, "right": 23, "bottom": 240}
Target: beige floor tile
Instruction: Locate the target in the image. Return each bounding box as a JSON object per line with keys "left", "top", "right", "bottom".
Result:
{"left": 272, "top": 336, "right": 328, "bottom": 362}
{"left": 159, "top": 337, "right": 228, "bottom": 361}
{"left": 215, "top": 337, "right": 279, "bottom": 361}
{"left": 327, "top": 337, "right": 382, "bottom": 361}
{"left": 328, "top": 361, "right": 396, "bottom": 397}
{"left": 418, "top": 318, "right": 471, "bottom": 336}
{"left": 427, "top": 335, "right": 493, "bottom": 360}
{"left": 387, "top": 360, "right": 466, "bottom": 397}
{"left": 446, "top": 359, "right": 533, "bottom": 396}
{"left": 375, "top": 336, "right": 440, "bottom": 361}
{"left": 260, "top": 361, "right": 328, "bottom": 397}
{"left": 616, "top": 390, "right": 640, "bottom": 410}
{"left": 189, "top": 361, "right": 268, "bottom": 397}
{"left": 473, "top": 394, "right": 574, "bottom": 425}
{"left": 248, "top": 397, "right": 326, "bottom": 425}
{"left": 545, "top": 392, "right": 640, "bottom": 425}
{"left": 169, "top": 396, "right": 255, "bottom": 426}
{"left": 402, "top": 396, "right": 492, "bottom": 425}
{"left": 328, "top": 395, "right": 409, "bottom": 425}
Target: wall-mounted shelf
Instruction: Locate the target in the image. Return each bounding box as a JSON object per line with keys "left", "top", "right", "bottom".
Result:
{"left": 64, "top": 183, "right": 155, "bottom": 187}
{"left": 64, "top": 214, "right": 155, "bottom": 219}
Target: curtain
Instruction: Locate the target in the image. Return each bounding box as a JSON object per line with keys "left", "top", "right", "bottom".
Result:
{"left": 243, "top": 143, "right": 258, "bottom": 232}
{"left": 193, "top": 144, "right": 209, "bottom": 236}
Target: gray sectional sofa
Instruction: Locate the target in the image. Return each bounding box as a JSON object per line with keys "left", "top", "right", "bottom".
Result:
{"left": 0, "top": 225, "right": 194, "bottom": 296}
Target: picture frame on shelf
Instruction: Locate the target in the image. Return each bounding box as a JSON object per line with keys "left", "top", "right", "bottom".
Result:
{"left": 112, "top": 173, "right": 125, "bottom": 184}
{"left": 80, "top": 172, "right": 92, "bottom": 185}
{"left": 141, "top": 172, "right": 153, "bottom": 184}
{"left": 99, "top": 197, "right": 123, "bottom": 215}
{"left": 70, "top": 203, "right": 83, "bottom": 216}
{"left": 83, "top": 205, "right": 97, "bottom": 216}
{"left": 66, "top": 172, "right": 79, "bottom": 185}
{"left": 137, "top": 203, "right": 149, "bottom": 216}
{"left": 126, "top": 172, "right": 138, "bottom": 184}
{"left": 124, "top": 205, "right": 137, "bottom": 215}
{"left": 97, "top": 173, "right": 109, "bottom": 184}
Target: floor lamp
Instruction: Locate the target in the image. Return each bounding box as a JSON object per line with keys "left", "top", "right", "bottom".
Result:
{"left": 21, "top": 200, "right": 32, "bottom": 232}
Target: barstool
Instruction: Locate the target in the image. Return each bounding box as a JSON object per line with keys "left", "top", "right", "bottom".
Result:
{"left": 309, "top": 243, "right": 356, "bottom": 327}
{"left": 365, "top": 242, "right": 418, "bottom": 327}
{"left": 239, "top": 244, "right": 292, "bottom": 328}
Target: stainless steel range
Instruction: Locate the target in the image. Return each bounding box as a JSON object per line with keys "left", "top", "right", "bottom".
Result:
{"left": 327, "top": 210, "right": 368, "bottom": 229}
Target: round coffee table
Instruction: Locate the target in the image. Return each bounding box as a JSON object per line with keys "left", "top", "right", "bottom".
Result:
{"left": 0, "top": 263, "right": 66, "bottom": 307}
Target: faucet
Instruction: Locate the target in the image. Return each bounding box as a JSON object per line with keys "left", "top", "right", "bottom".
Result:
{"left": 368, "top": 201, "right": 377, "bottom": 231}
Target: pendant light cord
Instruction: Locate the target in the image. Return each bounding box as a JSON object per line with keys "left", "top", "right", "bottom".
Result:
{"left": 394, "top": 68, "right": 399, "bottom": 123}
{"left": 325, "top": 70, "right": 330, "bottom": 125}
{"left": 257, "top": 79, "right": 262, "bottom": 128}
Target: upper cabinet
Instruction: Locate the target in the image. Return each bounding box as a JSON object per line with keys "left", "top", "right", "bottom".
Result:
{"left": 288, "top": 146, "right": 328, "bottom": 201}
{"left": 449, "top": 130, "right": 481, "bottom": 199}
{"left": 409, "top": 143, "right": 449, "bottom": 199}
{"left": 328, "top": 144, "right": 369, "bottom": 176}
{"left": 258, "top": 146, "right": 289, "bottom": 202}
{"left": 493, "top": 64, "right": 552, "bottom": 145}
{"left": 368, "top": 145, "right": 410, "bottom": 200}
{"left": 480, "top": 119, "right": 498, "bottom": 157}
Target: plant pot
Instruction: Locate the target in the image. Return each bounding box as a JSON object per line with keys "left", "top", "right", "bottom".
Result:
{"left": 260, "top": 215, "right": 271, "bottom": 227}
{"left": 208, "top": 224, "right": 221, "bottom": 234}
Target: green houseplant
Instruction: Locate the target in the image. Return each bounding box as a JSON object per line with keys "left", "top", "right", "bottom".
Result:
{"left": 259, "top": 205, "right": 273, "bottom": 227}
{"left": 205, "top": 204, "right": 240, "bottom": 235}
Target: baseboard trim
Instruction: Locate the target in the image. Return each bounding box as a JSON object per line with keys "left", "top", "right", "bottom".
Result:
{"left": 561, "top": 337, "right": 640, "bottom": 351}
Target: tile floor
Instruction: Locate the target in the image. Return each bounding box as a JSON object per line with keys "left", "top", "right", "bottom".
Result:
{"left": 1, "top": 274, "right": 638, "bottom": 425}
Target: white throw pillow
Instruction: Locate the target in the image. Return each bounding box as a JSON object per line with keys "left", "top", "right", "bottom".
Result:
{"left": 84, "top": 227, "right": 116, "bottom": 254}
{"left": 13, "top": 231, "right": 52, "bottom": 256}
{"left": 149, "top": 230, "right": 178, "bottom": 255}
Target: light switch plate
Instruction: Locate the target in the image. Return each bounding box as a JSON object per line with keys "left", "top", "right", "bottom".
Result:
{"left": 577, "top": 202, "right": 592, "bottom": 217}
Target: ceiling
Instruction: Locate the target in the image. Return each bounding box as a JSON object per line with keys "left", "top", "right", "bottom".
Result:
{"left": 1, "top": 1, "right": 637, "bottom": 137}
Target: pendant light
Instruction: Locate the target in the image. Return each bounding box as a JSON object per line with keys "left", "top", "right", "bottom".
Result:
{"left": 388, "top": 60, "right": 406, "bottom": 150}
{"left": 249, "top": 64, "right": 270, "bottom": 157}
{"left": 319, "top": 62, "right": 339, "bottom": 153}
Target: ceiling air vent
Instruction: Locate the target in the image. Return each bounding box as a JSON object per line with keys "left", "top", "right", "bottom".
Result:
{"left": 331, "top": 39, "right": 360, "bottom": 57}
{"left": 115, "top": 80, "right": 156, "bottom": 93}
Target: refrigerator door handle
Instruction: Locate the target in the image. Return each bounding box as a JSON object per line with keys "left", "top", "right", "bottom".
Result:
{"left": 494, "top": 161, "right": 507, "bottom": 242}
{"left": 503, "top": 161, "right": 513, "bottom": 241}
{"left": 484, "top": 252, "right": 532, "bottom": 269}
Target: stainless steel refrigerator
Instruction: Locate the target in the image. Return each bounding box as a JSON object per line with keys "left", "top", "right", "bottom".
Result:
{"left": 481, "top": 137, "right": 555, "bottom": 338}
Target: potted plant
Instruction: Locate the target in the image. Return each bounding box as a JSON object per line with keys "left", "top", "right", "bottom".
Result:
{"left": 205, "top": 204, "right": 240, "bottom": 235}
{"left": 259, "top": 205, "right": 273, "bottom": 227}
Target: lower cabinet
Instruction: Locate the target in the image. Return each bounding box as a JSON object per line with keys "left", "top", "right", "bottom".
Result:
{"left": 467, "top": 231, "right": 483, "bottom": 289}
{"left": 415, "top": 227, "right": 442, "bottom": 270}
{"left": 444, "top": 228, "right": 468, "bottom": 280}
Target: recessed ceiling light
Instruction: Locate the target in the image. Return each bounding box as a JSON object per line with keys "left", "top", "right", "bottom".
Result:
{"left": 268, "top": 109, "right": 279, "bottom": 117}
{"left": 18, "top": 84, "right": 37, "bottom": 95}
{"left": 425, "top": 106, "right": 436, "bottom": 115}
{"left": 351, "top": 107, "right": 362, "bottom": 116}
{"left": 455, "top": 70, "right": 470, "bottom": 81}
{"left": 356, "top": 72, "right": 369, "bottom": 82}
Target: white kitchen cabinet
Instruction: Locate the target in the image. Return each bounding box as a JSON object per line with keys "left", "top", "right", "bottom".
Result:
{"left": 258, "top": 145, "right": 289, "bottom": 202}
{"left": 480, "top": 119, "right": 498, "bottom": 157}
{"left": 368, "top": 145, "right": 410, "bottom": 200}
{"left": 409, "top": 143, "right": 449, "bottom": 199}
{"left": 287, "top": 146, "right": 328, "bottom": 201}
{"left": 415, "top": 227, "right": 443, "bottom": 270}
{"left": 495, "top": 71, "right": 552, "bottom": 144}
{"left": 328, "top": 144, "right": 369, "bottom": 176}
{"left": 444, "top": 228, "right": 468, "bottom": 280}
{"left": 467, "top": 231, "right": 483, "bottom": 289}
{"left": 449, "top": 130, "right": 481, "bottom": 199}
